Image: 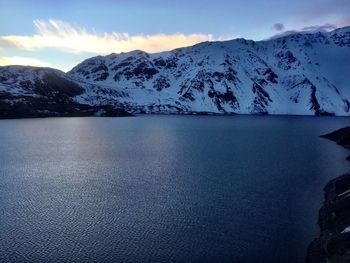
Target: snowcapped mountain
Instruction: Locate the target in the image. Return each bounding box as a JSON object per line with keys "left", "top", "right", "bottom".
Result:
{"left": 1, "top": 27, "right": 350, "bottom": 117}
{"left": 0, "top": 66, "right": 131, "bottom": 118}
{"left": 68, "top": 26, "right": 350, "bottom": 116}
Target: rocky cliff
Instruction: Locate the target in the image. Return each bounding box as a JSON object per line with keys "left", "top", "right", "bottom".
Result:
{"left": 307, "top": 127, "right": 350, "bottom": 262}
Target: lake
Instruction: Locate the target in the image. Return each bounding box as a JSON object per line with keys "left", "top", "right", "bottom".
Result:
{"left": 0, "top": 115, "right": 349, "bottom": 263}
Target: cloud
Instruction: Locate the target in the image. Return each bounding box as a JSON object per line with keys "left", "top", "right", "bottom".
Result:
{"left": 0, "top": 56, "right": 52, "bottom": 67}
{"left": 301, "top": 24, "right": 337, "bottom": 32}
{"left": 273, "top": 23, "right": 285, "bottom": 31}
{"left": 268, "top": 22, "right": 347, "bottom": 40}
{"left": 0, "top": 19, "right": 214, "bottom": 54}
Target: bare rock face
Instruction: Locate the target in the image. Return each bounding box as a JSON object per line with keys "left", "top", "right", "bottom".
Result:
{"left": 321, "top": 127, "right": 350, "bottom": 161}
{"left": 307, "top": 173, "right": 350, "bottom": 263}
{"left": 307, "top": 128, "right": 350, "bottom": 262}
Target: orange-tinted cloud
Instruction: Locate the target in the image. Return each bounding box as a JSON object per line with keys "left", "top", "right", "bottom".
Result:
{"left": 0, "top": 19, "right": 214, "bottom": 54}
{"left": 0, "top": 56, "right": 52, "bottom": 67}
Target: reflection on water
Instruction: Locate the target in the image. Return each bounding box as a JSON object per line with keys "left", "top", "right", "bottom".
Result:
{"left": 0, "top": 115, "right": 349, "bottom": 263}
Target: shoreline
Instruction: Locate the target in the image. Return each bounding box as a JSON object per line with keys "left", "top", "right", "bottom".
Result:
{"left": 0, "top": 104, "right": 133, "bottom": 119}
{"left": 2, "top": 110, "right": 350, "bottom": 120}
{"left": 307, "top": 127, "right": 350, "bottom": 263}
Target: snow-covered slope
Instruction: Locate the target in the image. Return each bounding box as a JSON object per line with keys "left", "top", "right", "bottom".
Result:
{"left": 0, "top": 66, "right": 131, "bottom": 118}
{"left": 1, "top": 27, "right": 350, "bottom": 116}
{"left": 68, "top": 26, "right": 350, "bottom": 116}
{"left": 0, "top": 66, "right": 83, "bottom": 98}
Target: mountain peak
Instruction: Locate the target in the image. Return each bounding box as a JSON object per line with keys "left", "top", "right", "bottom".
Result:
{"left": 2, "top": 28, "right": 350, "bottom": 117}
{"left": 65, "top": 29, "right": 350, "bottom": 116}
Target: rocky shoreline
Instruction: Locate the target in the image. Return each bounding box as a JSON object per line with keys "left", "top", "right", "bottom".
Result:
{"left": 321, "top": 127, "right": 350, "bottom": 161}
{"left": 307, "top": 127, "right": 350, "bottom": 262}
{"left": 0, "top": 102, "right": 133, "bottom": 119}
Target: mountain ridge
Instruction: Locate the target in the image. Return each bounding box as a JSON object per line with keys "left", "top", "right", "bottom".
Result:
{"left": 1, "top": 26, "right": 350, "bottom": 117}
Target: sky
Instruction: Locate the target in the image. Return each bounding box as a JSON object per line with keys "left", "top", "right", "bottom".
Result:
{"left": 0, "top": 0, "right": 349, "bottom": 72}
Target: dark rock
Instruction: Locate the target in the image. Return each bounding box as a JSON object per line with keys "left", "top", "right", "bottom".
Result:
{"left": 153, "top": 76, "right": 170, "bottom": 91}
{"left": 310, "top": 86, "right": 320, "bottom": 113}
{"left": 96, "top": 105, "right": 133, "bottom": 117}
{"left": 91, "top": 63, "right": 108, "bottom": 74}
{"left": 321, "top": 126, "right": 350, "bottom": 153}
{"left": 276, "top": 50, "right": 299, "bottom": 70}
{"left": 263, "top": 68, "right": 278, "bottom": 84}
{"left": 307, "top": 172, "right": 350, "bottom": 263}
{"left": 251, "top": 83, "right": 272, "bottom": 114}
{"left": 35, "top": 72, "right": 85, "bottom": 97}
{"left": 94, "top": 72, "right": 109, "bottom": 81}
{"left": 0, "top": 99, "right": 133, "bottom": 119}
{"left": 153, "top": 58, "right": 166, "bottom": 67}
{"left": 307, "top": 128, "right": 350, "bottom": 262}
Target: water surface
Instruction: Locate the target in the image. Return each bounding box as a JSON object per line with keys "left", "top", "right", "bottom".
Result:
{"left": 0, "top": 115, "right": 349, "bottom": 263}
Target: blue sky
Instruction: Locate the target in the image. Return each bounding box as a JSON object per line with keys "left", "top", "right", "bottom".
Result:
{"left": 1, "top": 0, "right": 349, "bottom": 71}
